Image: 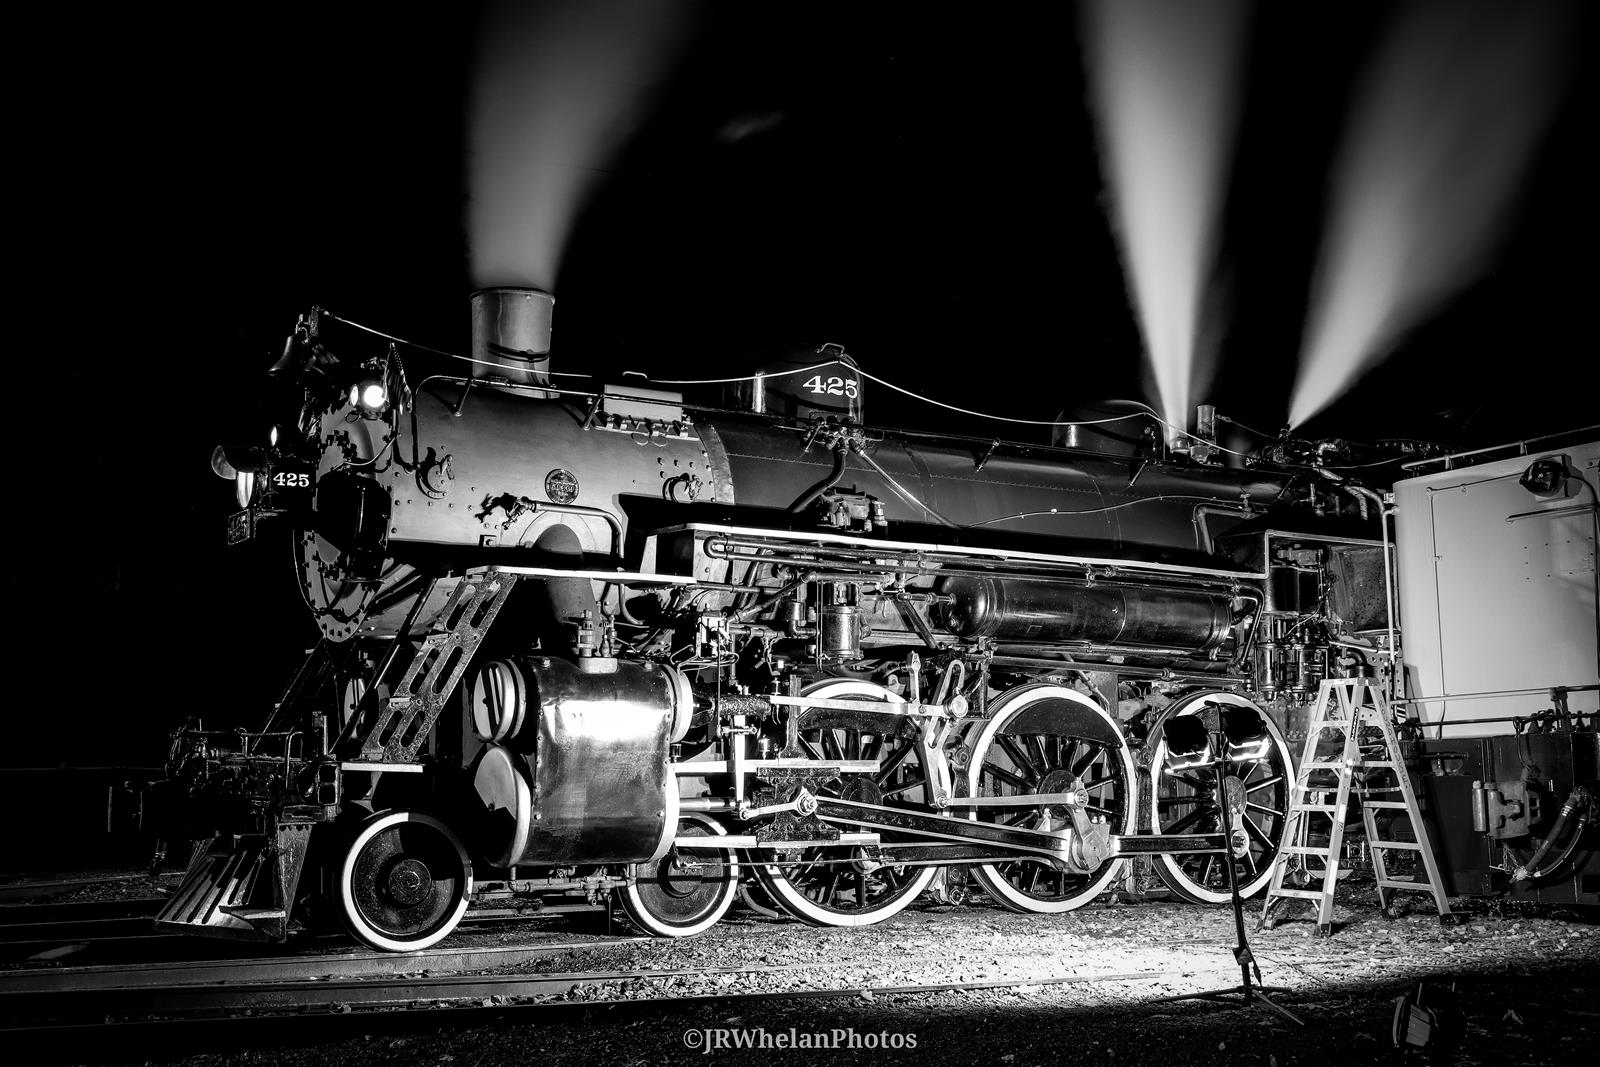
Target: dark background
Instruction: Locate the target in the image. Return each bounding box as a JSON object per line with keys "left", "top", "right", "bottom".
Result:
{"left": 6, "top": 1, "right": 1593, "bottom": 772}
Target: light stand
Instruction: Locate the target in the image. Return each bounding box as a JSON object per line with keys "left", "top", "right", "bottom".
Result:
{"left": 1147, "top": 711, "right": 1305, "bottom": 1027}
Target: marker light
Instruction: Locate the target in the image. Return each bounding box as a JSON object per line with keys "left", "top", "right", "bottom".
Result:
{"left": 235, "top": 471, "right": 257, "bottom": 509}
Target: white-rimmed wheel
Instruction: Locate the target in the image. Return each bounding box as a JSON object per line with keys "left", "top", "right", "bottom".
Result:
{"left": 619, "top": 813, "right": 739, "bottom": 937}
{"left": 1148, "top": 692, "right": 1292, "bottom": 903}
{"left": 754, "top": 680, "right": 942, "bottom": 927}
{"left": 337, "top": 810, "right": 472, "bottom": 952}
{"left": 966, "top": 684, "right": 1138, "bottom": 913}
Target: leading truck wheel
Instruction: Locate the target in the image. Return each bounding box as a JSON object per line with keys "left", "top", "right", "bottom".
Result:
{"left": 619, "top": 814, "right": 739, "bottom": 937}
{"left": 337, "top": 810, "right": 472, "bottom": 952}
{"left": 1148, "top": 692, "right": 1292, "bottom": 904}
{"left": 754, "top": 680, "right": 941, "bottom": 927}
{"left": 966, "top": 685, "right": 1137, "bottom": 913}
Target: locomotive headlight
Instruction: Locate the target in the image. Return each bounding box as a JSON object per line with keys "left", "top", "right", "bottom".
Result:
{"left": 348, "top": 379, "right": 388, "bottom": 414}
{"left": 269, "top": 425, "right": 279, "bottom": 448}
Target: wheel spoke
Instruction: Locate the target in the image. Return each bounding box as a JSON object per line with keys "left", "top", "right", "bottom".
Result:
{"left": 998, "top": 735, "right": 1041, "bottom": 781}
{"left": 881, "top": 777, "right": 927, "bottom": 801}
{"left": 1242, "top": 814, "right": 1276, "bottom": 854}
{"left": 1080, "top": 775, "right": 1117, "bottom": 794}
{"left": 1164, "top": 807, "right": 1211, "bottom": 835}
{"left": 874, "top": 741, "right": 914, "bottom": 785}
{"left": 1058, "top": 738, "right": 1080, "bottom": 775}
{"left": 1070, "top": 745, "right": 1102, "bottom": 778}
{"left": 1246, "top": 801, "right": 1284, "bottom": 818}
{"left": 1245, "top": 773, "right": 1285, "bottom": 793}
{"left": 1170, "top": 772, "right": 1212, "bottom": 793}
{"left": 984, "top": 764, "right": 1032, "bottom": 792}
{"left": 821, "top": 730, "right": 842, "bottom": 761}
{"left": 1025, "top": 735, "right": 1051, "bottom": 776}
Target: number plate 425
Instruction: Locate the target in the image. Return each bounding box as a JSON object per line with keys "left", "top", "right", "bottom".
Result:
{"left": 800, "top": 374, "right": 859, "bottom": 399}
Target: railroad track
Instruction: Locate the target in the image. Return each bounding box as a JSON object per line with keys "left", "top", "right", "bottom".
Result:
{"left": 2, "top": 956, "right": 1209, "bottom": 1059}
{"left": 0, "top": 898, "right": 615, "bottom": 964}
{"left": 4, "top": 917, "right": 1235, "bottom": 1020}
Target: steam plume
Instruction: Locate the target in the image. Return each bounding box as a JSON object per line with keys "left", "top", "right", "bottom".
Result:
{"left": 1081, "top": 0, "right": 1249, "bottom": 442}
{"left": 468, "top": 0, "right": 697, "bottom": 291}
{"left": 1289, "top": 0, "right": 1576, "bottom": 428}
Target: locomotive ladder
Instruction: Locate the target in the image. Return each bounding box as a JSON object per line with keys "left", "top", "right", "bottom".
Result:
{"left": 344, "top": 572, "right": 520, "bottom": 763}
{"left": 1259, "top": 678, "right": 1451, "bottom": 935}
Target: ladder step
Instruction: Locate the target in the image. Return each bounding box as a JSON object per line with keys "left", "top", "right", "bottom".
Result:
{"left": 1267, "top": 682, "right": 1447, "bottom": 922}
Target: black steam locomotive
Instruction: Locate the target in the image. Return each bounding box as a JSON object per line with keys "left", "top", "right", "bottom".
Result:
{"left": 151, "top": 289, "right": 1574, "bottom": 952}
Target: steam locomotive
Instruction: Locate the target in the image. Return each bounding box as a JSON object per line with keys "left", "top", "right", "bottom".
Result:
{"left": 152, "top": 289, "right": 1596, "bottom": 951}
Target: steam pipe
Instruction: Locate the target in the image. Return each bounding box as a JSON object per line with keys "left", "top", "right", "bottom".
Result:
{"left": 788, "top": 443, "right": 849, "bottom": 514}
{"left": 724, "top": 572, "right": 816, "bottom": 624}
{"left": 850, "top": 443, "right": 960, "bottom": 528}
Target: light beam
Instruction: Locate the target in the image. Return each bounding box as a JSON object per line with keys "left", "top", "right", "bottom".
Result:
{"left": 1081, "top": 0, "right": 1249, "bottom": 443}
{"left": 1290, "top": 0, "right": 1576, "bottom": 429}
{"left": 468, "top": 0, "right": 698, "bottom": 291}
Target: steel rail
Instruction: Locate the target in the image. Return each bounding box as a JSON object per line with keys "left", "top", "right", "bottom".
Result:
{"left": 0, "top": 902, "right": 609, "bottom": 960}
{"left": 2, "top": 961, "right": 1219, "bottom": 1036}
{"left": 0, "top": 900, "right": 164, "bottom": 926}
{"left": 1, "top": 936, "right": 649, "bottom": 992}
{"left": 3, "top": 963, "right": 820, "bottom": 1021}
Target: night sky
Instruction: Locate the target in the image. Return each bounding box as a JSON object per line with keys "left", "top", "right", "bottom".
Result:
{"left": 8, "top": 1, "right": 1593, "bottom": 767}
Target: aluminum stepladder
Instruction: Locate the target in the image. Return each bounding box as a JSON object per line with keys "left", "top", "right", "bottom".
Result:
{"left": 1260, "top": 678, "right": 1452, "bottom": 935}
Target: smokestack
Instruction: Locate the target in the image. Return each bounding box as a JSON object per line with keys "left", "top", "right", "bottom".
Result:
{"left": 471, "top": 287, "right": 554, "bottom": 389}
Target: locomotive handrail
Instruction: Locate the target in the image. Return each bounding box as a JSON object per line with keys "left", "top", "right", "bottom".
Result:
{"left": 681, "top": 523, "right": 1262, "bottom": 580}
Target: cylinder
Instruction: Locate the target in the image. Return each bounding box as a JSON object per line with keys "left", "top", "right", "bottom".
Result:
{"left": 471, "top": 287, "right": 553, "bottom": 388}
{"left": 466, "top": 656, "right": 692, "bottom": 868}
{"left": 938, "top": 576, "right": 1233, "bottom": 653}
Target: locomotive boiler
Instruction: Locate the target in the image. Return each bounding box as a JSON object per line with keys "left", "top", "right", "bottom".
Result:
{"left": 153, "top": 288, "right": 1594, "bottom": 951}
